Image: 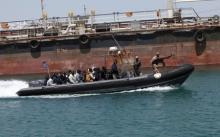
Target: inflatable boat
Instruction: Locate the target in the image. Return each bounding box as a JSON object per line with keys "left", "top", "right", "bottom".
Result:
{"left": 17, "top": 64, "right": 194, "bottom": 96}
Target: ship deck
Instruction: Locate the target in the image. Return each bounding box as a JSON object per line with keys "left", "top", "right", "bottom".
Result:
{"left": 0, "top": 8, "right": 219, "bottom": 45}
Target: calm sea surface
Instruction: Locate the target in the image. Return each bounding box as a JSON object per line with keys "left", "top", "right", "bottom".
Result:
{"left": 0, "top": 66, "right": 219, "bottom": 137}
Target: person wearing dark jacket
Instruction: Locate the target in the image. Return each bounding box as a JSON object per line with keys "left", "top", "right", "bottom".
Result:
{"left": 133, "top": 56, "right": 141, "bottom": 77}
{"left": 100, "top": 66, "right": 107, "bottom": 80}
{"left": 111, "top": 60, "right": 119, "bottom": 79}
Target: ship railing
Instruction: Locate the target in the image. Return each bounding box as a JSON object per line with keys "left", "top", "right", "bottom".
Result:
{"left": 0, "top": 8, "right": 194, "bottom": 27}
{"left": 0, "top": 8, "right": 219, "bottom": 40}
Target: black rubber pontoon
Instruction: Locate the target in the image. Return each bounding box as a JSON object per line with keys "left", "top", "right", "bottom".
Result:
{"left": 17, "top": 64, "right": 194, "bottom": 96}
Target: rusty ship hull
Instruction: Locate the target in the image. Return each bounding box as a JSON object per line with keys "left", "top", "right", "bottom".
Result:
{"left": 0, "top": 27, "right": 220, "bottom": 75}
{"left": 0, "top": 8, "right": 220, "bottom": 75}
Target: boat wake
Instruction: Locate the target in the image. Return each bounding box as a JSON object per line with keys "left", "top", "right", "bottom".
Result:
{"left": 119, "top": 86, "right": 177, "bottom": 94}
{"left": 0, "top": 80, "right": 28, "bottom": 98}
{"left": 35, "top": 86, "right": 177, "bottom": 98}
{"left": 0, "top": 80, "right": 176, "bottom": 98}
{"left": 34, "top": 93, "right": 102, "bottom": 99}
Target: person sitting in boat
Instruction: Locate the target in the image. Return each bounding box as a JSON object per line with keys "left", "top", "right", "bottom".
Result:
{"left": 111, "top": 60, "right": 119, "bottom": 79}
{"left": 68, "top": 70, "right": 75, "bottom": 84}
{"left": 93, "top": 67, "right": 102, "bottom": 81}
{"left": 78, "top": 70, "right": 84, "bottom": 82}
{"left": 81, "top": 70, "right": 87, "bottom": 82}
{"left": 151, "top": 52, "right": 172, "bottom": 73}
{"left": 57, "top": 73, "right": 64, "bottom": 84}
{"left": 60, "top": 72, "right": 68, "bottom": 84}
{"left": 100, "top": 66, "right": 107, "bottom": 80}
{"left": 51, "top": 73, "right": 60, "bottom": 85}
{"left": 44, "top": 75, "right": 49, "bottom": 86}
{"left": 73, "top": 70, "right": 81, "bottom": 83}
{"left": 92, "top": 67, "right": 98, "bottom": 81}
{"left": 47, "top": 77, "right": 56, "bottom": 86}
{"left": 133, "top": 56, "right": 142, "bottom": 77}
{"left": 85, "top": 68, "right": 95, "bottom": 82}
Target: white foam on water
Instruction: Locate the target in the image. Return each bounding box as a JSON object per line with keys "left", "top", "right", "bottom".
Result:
{"left": 113, "top": 86, "right": 177, "bottom": 94}
{"left": 139, "top": 86, "right": 177, "bottom": 92}
{"left": 31, "top": 93, "right": 102, "bottom": 99}
{"left": 0, "top": 80, "right": 29, "bottom": 98}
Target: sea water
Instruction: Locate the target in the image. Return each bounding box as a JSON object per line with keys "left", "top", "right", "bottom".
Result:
{"left": 0, "top": 66, "right": 219, "bottom": 137}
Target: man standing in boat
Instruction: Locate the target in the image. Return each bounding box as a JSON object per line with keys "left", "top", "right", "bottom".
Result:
{"left": 111, "top": 60, "right": 119, "bottom": 79}
{"left": 151, "top": 52, "right": 173, "bottom": 73}
{"left": 133, "top": 56, "right": 142, "bottom": 77}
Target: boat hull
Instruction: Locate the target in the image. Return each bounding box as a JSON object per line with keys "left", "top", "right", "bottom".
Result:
{"left": 17, "top": 64, "right": 194, "bottom": 96}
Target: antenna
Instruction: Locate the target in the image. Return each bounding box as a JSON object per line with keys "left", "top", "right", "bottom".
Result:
{"left": 41, "top": 0, "right": 44, "bottom": 18}
{"left": 84, "top": 4, "right": 87, "bottom": 16}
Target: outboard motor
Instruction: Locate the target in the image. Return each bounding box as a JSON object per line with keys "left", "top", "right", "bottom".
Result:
{"left": 28, "top": 80, "right": 45, "bottom": 87}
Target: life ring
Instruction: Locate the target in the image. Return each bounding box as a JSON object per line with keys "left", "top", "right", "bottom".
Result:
{"left": 194, "top": 31, "right": 206, "bottom": 43}
{"left": 30, "top": 40, "right": 40, "bottom": 49}
{"left": 79, "top": 35, "right": 90, "bottom": 45}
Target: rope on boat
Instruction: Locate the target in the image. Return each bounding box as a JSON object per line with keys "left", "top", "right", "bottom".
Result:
{"left": 111, "top": 34, "right": 122, "bottom": 51}
{"left": 111, "top": 34, "right": 134, "bottom": 72}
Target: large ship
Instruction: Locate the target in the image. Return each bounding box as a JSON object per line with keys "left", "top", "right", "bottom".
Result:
{"left": 0, "top": 0, "right": 219, "bottom": 75}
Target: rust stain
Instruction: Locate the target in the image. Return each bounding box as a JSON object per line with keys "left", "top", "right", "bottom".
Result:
{"left": 0, "top": 40, "right": 220, "bottom": 75}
